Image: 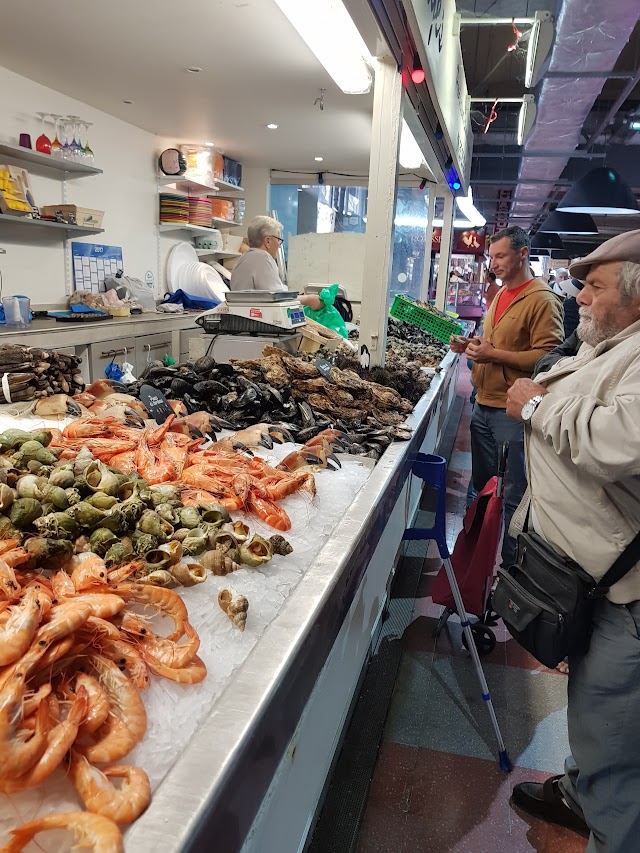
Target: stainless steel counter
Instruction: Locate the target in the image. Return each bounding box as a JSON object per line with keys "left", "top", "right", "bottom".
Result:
{"left": 125, "top": 352, "right": 460, "bottom": 853}
{"left": 0, "top": 313, "right": 201, "bottom": 348}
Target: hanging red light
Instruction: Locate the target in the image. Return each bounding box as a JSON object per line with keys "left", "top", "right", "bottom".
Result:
{"left": 411, "top": 53, "right": 425, "bottom": 84}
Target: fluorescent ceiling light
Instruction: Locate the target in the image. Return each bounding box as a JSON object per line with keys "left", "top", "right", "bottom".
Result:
{"left": 630, "top": 120, "right": 640, "bottom": 131}
{"left": 518, "top": 95, "right": 536, "bottom": 145}
{"left": 267, "top": 123, "right": 279, "bottom": 130}
{"left": 273, "top": 0, "right": 372, "bottom": 94}
{"left": 525, "top": 11, "right": 554, "bottom": 89}
{"left": 399, "top": 120, "right": 425, "bottom": 169}
{"left": 315, "top": 156, "right": 324, "bottom": 162}
{"left": 455, "top": 189, "right": 486, "bottom": 227}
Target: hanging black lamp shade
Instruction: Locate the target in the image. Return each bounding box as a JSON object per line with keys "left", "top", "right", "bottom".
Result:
{"left": 531, "top": 232, "right": 565, "bottom": 253}
{"left": 539, "top": 210, "right": 598, "bottom": 235}
{"left": 558, "top": 167, "right": 639, "bottom": 215}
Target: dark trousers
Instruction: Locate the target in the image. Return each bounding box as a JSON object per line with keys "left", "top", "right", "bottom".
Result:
{"left": 560, "top": 599, "right": 640, "bottom": 852}
{"left": 470, "top": 403, "right": 526, "bottom": 567}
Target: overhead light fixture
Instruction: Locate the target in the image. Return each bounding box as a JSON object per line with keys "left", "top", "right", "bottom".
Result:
{"left": 456, "top": 189, "right": 486, "bottom": 227}
{"left": 267, "top": 123, "right": 279, "bottom": 130}
{"left": 457, "top": 11, "right": 553, "bottom": 89}
{"left": 539, "top": 210, "right": 598, "bottom": 235}
{"left": 272, "top": 0, "right": 372, "bottom": 94}
{"left": 630, "top": 120, "right": 640, "bottom": 131}
{"left": 205, "top": 141, "right": 215, "bottom": 147}
{"left": 531, "top": 232, "right": 565, "bottom": 253}
{"left": 314, "top": 156, "right": 324, "bottom": 162}
{"left": 186, "top": 66, "right": 203, "bottom": 74}
{"left": 558, "top": 167, "right": 640, "bottom": 215}
{"left": 469, "top": 95, "right": 537, "bottom": 144}
{"left": 122, "top": 100, "right": 134, "bottom": 105}
{"left": 525, "top": 11, "right": 554, "bottom": 89}
{"left": 399, "top": 119, "right": 425, "bottom": 169}
{"left": 518, "top": 95, "right": 537, "bottom": 145}
{"left": 396, "top": 215, "right": 478, "bottom": 228}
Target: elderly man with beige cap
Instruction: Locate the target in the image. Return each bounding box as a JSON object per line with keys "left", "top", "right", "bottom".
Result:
{"left": 505, "top": 229, "right": 640, "bottom": 851}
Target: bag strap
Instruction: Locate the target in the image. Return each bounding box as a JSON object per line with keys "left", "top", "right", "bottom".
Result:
{"left": 595, "top": 531, "right": 640, "bottom": 593}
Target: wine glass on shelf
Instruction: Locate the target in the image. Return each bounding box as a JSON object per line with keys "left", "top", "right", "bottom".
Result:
{"left": 81, "top": 121, "right": 94, "bottom": 163}
{"left": 49, "top": 114, "right": 64, "bottom": 158}
{"left": 61, "top": 117, "right": 73, "bottom": 160}
{"left": 67, "top": 116, "right": 82, "bottom": 161}
{"left": 35, "top": 112, "right": 51, "bottom": 155}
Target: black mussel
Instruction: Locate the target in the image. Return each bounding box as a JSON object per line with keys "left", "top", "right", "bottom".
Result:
{"left": 175, "top": 368, "right": 200, "bottom": 382}
{"left": 194, "top": 380, "right": 228, "bottom": 397}
{"left": 194, "top": 355, "right": 217, "bottom": 374}
{"left": 170, "top": 378, "right": 193, "bottom": 396}
{"left": 216, "top": 363, "right": 236, "bottom": 377}
{"left": 298, "top": 401, "right": 316, "bottom": 428}
{"left": 208, "top": 414, "right": 237, "bottom": 431}
{"left": 184, "top": 394, "right": 201, "bottom": 415}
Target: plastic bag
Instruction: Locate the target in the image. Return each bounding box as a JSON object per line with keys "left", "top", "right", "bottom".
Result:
{"left": 121, "top": 361, "right": 137, "bottom": 384}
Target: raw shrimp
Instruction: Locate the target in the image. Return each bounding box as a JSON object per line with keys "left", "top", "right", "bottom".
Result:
{"left": 265, "top": 470, "right": 316, "bottom": 500}
{"left": 180, "top": 465, "right": 228, "bottom": 497}
{"left": 81, "top": 654, "right": 147, "bottom": 764}
{"left": 141, "top": 652, "right": 207, "bottom": 684}
{"left": 22, "top": 683, "right": 52, "bottom": 718}
{"left": 68, "top": 750, "right": 151, "bottom": 825}
{"left": 0, "top": 587, "right": 42, "bottom": 666}
{"left": 0, "top": 558, "right": 21, "bottom": 601}
{"left": 0, "top": 686, "right": 88, "bottom": 792}
{"left": 134, "top": 621, "right": 200, "bottom": 670}
{"left": 110, "top": 583, "right": 187, "bottom": 639}
{"left": 71, "top": 554, "right": 109, "bottom": 591}
{"left": 158, "top": 432, "right": 193, "bottom": 479}
{"left": 3, "top": 811, "right": 123, "bottom": 853}
{"left": 0, "top": 538, "right": 21, "bottom": 555}
{"left": 0, "top": 548, "right": 31, "bottom": 569}
{"left": 247, "top": 488, "right": 291, "bottom": 531}
{"left": 63, "top": 418, "right": 118, "bottom": 440}
{"left": 179, "top": 487, "right": 219, "bottom": 506}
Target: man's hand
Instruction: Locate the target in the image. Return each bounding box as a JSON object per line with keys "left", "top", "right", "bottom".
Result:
{"left": 449, "top": 335, "right": 469, "bottom": 354}
{"left": 506, "top": 378, "right": 548, "bottom": 421}
{"left": 466, "top": 336, "right": 496, "bottom": 364}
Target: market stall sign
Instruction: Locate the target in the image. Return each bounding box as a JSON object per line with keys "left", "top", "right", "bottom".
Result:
{"left": 432, "top": 228, "right": 487, "bottom": 254}
{"left": 404, "top": 0, "right": 473, "bottom": 189}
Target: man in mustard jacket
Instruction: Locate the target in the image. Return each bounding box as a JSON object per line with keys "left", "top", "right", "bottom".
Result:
{"left": 450, "top": 225, "right": 564, "bottom": 567}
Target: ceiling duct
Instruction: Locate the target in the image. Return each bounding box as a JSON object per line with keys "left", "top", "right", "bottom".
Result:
{"left": 509, "top": 1, "right": 639, "bottom": 225}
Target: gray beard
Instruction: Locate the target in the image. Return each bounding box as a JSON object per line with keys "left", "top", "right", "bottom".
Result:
{"left": 577, "top": 309, "right": 623, "bottom": 347}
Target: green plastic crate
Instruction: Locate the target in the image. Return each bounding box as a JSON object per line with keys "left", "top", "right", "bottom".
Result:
{"left": 390, "top": 295, "right": 463, "bottom": 344}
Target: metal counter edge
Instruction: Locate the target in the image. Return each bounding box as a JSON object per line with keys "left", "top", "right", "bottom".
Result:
{"left": 125, "top": 352, "right": 459, "bottom": 852}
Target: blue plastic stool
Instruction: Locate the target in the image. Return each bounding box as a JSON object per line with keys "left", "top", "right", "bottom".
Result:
{"left": 403, "top": 453, "right": 512, "bottom": 773}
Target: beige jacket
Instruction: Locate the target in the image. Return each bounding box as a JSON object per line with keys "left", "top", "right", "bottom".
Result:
{"left": 511, "top": 318, "right": 640, "bottom": 603}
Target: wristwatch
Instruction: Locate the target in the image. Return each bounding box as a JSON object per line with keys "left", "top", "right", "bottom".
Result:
{"left": 521, "top": 394, "right": 545, "bottom": 422}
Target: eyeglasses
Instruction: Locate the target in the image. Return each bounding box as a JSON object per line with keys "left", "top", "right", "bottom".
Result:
{"left": 268, "top": 234, "right": 283, "bottom": 244}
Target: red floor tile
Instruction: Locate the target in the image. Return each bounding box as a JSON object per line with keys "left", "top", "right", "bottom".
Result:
{"left": 357, "top": 747, "right": 587, "bottom": 853}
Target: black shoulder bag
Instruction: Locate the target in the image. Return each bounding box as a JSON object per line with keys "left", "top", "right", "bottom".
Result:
{"left": 493, "top": 528, "right": 640, "bottom": 668}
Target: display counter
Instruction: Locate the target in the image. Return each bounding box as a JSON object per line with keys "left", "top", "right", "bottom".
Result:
{"left": 124, "top": 352, "right": 460, "bottom": 853}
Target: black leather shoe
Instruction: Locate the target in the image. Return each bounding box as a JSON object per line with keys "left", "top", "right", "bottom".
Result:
{"left": 511, "top": 775, "right": 590, "bottom": 838}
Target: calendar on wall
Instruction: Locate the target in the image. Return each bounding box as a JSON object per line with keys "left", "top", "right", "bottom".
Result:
{"left": 71, "top": 242, "right": 123, "bottom": 294}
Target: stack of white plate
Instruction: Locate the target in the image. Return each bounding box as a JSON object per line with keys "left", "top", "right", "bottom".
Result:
{"left": 166, "top": 243, "right": 229, "bottom": 301}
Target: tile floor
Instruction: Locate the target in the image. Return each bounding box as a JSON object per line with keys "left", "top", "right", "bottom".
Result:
{"left": 356, "top": 364, "right": 586, "bottom": 853}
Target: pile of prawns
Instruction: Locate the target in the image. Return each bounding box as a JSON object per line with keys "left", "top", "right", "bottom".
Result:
{"left": 0, "top": 545, "right": 203, "bottom": 852}
{"left": 49, "top": 416, "right": 343, "bottom": 532}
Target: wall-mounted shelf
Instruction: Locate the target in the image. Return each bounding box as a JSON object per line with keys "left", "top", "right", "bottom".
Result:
{"left": 157, "top": 176, "right": 217, "bottom": 196}
{"left": 210, "top": 178, "right": 244, "bottom": 196}
{"left": 0, "top": 142, "right": 102, "bottom": 176}
{"left": 159, "top": 222, "right": 216, "bottom": 235}
{"left": 196, "top": 249, "right": 241, "bottom": 260}
{"left": 212, "top": 217, "right": 242, "bottom": 229}
{"left": 0, "top": 214, "right": 104, "bottom": 236}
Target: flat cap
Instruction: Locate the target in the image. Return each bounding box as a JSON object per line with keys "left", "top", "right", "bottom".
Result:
{"left": 570, "top": 229, "right": 640, "bottom": 280}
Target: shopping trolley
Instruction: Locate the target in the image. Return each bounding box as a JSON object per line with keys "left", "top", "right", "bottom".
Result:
{"left": 403, "top": 453, "right": 512, "bottom": 772}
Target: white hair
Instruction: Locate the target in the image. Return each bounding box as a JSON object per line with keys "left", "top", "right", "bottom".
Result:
{"left": 247, "top": 215, "right": 283, "bottom": 248}
{"left": 618, "top": 261, "right": 640, "bottom": 306}
{"left": 555, "top": 268, "right": 569, "bottom": 281}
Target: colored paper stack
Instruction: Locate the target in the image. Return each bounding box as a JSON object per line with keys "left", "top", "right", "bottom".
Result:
{"left": 188, "top": 196, "right": 213, "bottom": 228}
{"left": 160, "top": 193, "right": 189, "bottom": 224}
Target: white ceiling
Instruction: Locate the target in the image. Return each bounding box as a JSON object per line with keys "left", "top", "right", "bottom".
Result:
{"left": 0, "top": 0, "right": 377, "bottom": 174}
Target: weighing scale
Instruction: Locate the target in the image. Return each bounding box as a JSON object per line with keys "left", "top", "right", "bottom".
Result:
{"left": 194, "top": 291, "right": 306, "bottom": 362}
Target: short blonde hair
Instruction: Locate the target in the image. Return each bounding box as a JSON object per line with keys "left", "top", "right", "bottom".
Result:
{"left": 247, "top": 215, "right": 283, "bottom": 248}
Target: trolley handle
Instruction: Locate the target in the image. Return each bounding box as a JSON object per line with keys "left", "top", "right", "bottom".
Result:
{"left": 497, "top": 443, "right": 509, "bottom": 479}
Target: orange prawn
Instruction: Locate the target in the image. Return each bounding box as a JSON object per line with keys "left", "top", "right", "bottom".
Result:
{"left": 0, "top": 587, "right": 42, "bottom": 666}
{"left": 110, "top": 582, "right": 188, "bottom": 640}
{"left": 68, "top": 750, "right": 151, "bottom": 825}
{"left": 141, "top": 652, "right": 207, "bottom": 684}
{"left": 71, "top": 555, "right": 109, "bottom": 592}
{"left": 247, "top": 488, "right": 291, "bottom": 531}
{"left": 3, "top": 811, "right": 123, "bottom": 853}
